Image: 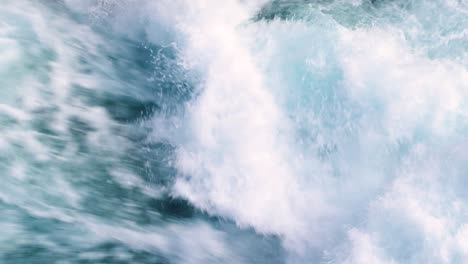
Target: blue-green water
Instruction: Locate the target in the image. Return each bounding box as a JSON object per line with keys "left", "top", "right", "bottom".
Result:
{"left": 0, "top": 0, "right": 467, "bottom": 263}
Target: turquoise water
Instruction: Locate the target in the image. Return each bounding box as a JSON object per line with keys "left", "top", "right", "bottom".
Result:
{"left": 0, "top": 0, "right": 467, "bottom": 263}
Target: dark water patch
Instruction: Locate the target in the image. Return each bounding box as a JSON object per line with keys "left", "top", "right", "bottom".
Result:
{"left": 29, "top": 106, "right": 61, "bottom": 136}
{"left": 2, "top": 244, "right": 61, "bottom": 264}
{"left": 148, "top": 197, "right": 196, "bottom": 219}
{"left": 100, "top": 94, "right": 160, "bottom": 123}
{"left": 254, "top": 0, "right": 403, "bottom": 29}
{"left": 255, "top": 0, "right": 318, "bottom": 21}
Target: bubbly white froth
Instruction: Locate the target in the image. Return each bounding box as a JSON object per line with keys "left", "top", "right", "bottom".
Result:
{"left": 59, "top": 0, "right": 468, "bottom": 262}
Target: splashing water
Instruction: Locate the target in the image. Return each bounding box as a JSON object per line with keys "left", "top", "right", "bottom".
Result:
{"left": 0, "top": 0, "right": 467, "bottom": 263}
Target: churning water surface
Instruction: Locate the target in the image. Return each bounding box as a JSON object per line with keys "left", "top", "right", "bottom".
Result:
{"left": 0, "top": 0, "right": 467, "bottom": 263}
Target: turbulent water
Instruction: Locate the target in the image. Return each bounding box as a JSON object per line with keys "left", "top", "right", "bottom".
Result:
{"left": 0, "top": 0, "right": 467, "bottom": 263}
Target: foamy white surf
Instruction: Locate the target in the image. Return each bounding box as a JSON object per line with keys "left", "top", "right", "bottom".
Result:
{"left": 34, "top": 0, "right": 468, "bottom": 263}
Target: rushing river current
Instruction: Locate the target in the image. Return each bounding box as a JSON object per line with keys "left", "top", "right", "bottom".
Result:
{"left": 0, "top": 0, "right": 467, "bottom": 263}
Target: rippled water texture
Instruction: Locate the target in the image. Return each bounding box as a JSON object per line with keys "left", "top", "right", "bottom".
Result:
{"left": 0, "top": 0, "right": 467, "bottom": 263}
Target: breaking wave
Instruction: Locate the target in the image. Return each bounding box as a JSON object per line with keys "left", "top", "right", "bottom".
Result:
{"left": 1, "top": 0, "right": 467, "bottom": 263}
